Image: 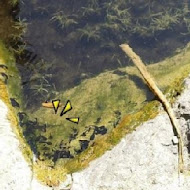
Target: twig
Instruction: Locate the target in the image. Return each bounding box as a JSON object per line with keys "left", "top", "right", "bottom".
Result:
{"left": 120, "top": 44, "right": 184, "bottom": 173}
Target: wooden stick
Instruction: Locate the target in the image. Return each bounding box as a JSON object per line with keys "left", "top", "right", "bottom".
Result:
{"left": 120, "top": 44, "right": 184, "bottom": 173}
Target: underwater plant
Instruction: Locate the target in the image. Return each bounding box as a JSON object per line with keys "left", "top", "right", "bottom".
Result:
{"left": 130, "top": 7, "right": 184, "bottom": 37}
{"left": 150, "top": 9, "right": 180, "bottom": 32}
{"left": 7, "top": 17, "right": 28, "bottom": 48}
{"left": 111, "top": 53, "right": 122, "bottom": 67}
{"left": 8, "top": 0, "right": 18, "bottom": 6}
{"left": 13, "top": 17, "right": 28, "bottom": 33}
{"left": 78, "top": 25, "right": 101, "bottom": 43}
{"left": 51, "top": 11, "right": 78, "bottom": 30}
{"left": 9, "top": 43, "right": 26, "bottom": 56}
{"left": 30, "top": 78, "right": 51, "bottom": 98}
{"left": 106, "top": 5, "right": 131, "bottom": 32}
{"left": 81, "top": 6, "right": 102, "bottom": 18}
{"left": 184, "top": 17, "right": 190, "bottom": 34}
{"left": 87, "top": 0, "right": 99, "bottom": 8}
{"left": 28, "top": 64, "right": 54, "bottom": 100}
{"left": 131, "top": 20, "right": 151, "bottom": 37}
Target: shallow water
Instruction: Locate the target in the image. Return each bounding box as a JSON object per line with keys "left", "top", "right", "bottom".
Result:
{"left": 3, "top": 0, "right": 190, "bottom": 164}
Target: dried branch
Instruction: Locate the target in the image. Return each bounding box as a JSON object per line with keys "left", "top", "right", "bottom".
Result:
{"left": 120, "top": 44, "right": 184, "bottom": 173}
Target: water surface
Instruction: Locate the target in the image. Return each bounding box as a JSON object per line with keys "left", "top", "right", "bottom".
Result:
{"left": 5, "top": 0, "right": 190, "bottom": 164}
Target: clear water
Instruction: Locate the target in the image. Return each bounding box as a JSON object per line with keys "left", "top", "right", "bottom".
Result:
{"left": 3, "top": 0, "right": 190, "bottom": 164}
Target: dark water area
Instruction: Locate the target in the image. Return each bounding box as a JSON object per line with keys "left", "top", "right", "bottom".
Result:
{"left": 9, "top": 0, "right": 190, "bottom": 107}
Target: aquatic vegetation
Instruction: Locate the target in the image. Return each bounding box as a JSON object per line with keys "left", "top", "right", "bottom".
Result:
{"left": 131, "top": 8, "right": 184, "bottom": 37}
{"left": 78, "top": 25, "right": 101, "bottom": 43}
{"left": 30, "top": 80, "right": 50, "bottom": 98}
{"left": 111, "top": 54, "right": 122, "bottom": 67}
{"left": 8, "top": 0, "right": 18, "bottom": 6}
{"left": 28, "top": 68, "right": 54, "bottom": 101}
{"left": 81, "top": 6, "right": 102, "bottom": 18}
{"left": 13, "top": 17, "right": 28, "bottom": 34}
{"left": 106, "top": 6, "right": 131, "bottom": 32}
{"left": 150, "top": 10, "right": 180, "bottom": 32}
{"left": 23, "top": 62, "right": 60, "bottom": 106}
{"left": 9, "top": 43, "right": 26, "bottom": 56}
{"left": 87, "top": 0, "right": 99, "bottom": 8}
{"left": 51, "top": 11, "right": 78, "bottom": 31}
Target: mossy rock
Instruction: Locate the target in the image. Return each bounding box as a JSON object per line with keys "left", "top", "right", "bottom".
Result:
{"left": 26, "top": 43, "right": 190, "bottom": 168}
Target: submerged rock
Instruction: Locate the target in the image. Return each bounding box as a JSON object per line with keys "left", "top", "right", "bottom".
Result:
{"left": 36, "top": 135, "right": 48, "bottom": 143}
{"left": 79, "top": 140, "right": 90, "bottom": 152}
{"left": 94, "top": 126, "right": 107, "bottom": 135}
{"left": 10, "top": 98, "right": 20, "bottom": 107}
{"left": 17, "top": 112, "right": 27, "bottom": 122}
{"left": 53, "top": 150, "right": 74, "bottom": 162}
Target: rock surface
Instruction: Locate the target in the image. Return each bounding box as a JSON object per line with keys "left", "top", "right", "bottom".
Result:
{"left": 0, "top": 99, "right": 51, "bottom": 190}
{"left": 1, "top": 76, "right": 190, "bottom": 190}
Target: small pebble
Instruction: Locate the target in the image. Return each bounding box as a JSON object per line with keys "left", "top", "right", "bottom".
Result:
{"left": 172, "top": 136, "right": 179, "bottom": 145}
